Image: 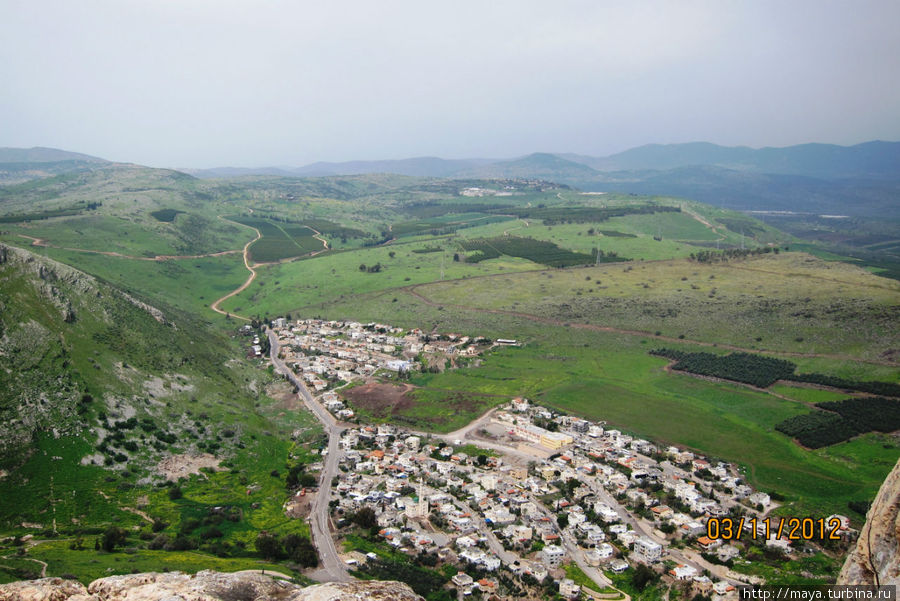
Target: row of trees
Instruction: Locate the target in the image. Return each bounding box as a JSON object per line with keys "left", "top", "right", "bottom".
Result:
{"left": 776, "top": 397, "right": 900, "bottom": 448}
{"left": 651, "top": 349, "right": 796, "bottom": 388}
{"left": 652, "top": 348, "right": 900, "bottom": 398}
{"left": 689, "top": 246, "right": 781, "bottom": 263}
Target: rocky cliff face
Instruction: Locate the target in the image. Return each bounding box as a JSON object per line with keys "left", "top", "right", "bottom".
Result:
{"left": 839, "top": 458, "right": 900, "bottom": 586}
{"left": 0, "top": 571, "right": 423, "bottom": 601}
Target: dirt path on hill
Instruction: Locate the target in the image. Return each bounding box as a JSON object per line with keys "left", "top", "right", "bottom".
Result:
{"left": 307, "top": 226, "right": 329, "bottom": 250}
{"left": 13, "top": 215, "right": 331, "bottom": 323}
{"left": 209, "top": 218, "right": 262, "bottom": 321}
{"left": 401, "top": 286, "right": 899, "bottom": 367}
{"left": 681, "top": 204, "right": 729, "bottom": 242}
{"left": 0, "top": 555, "right": 47, "bottom": 578}
{"left": 119, "top": 506, "right": 154, "bottom": 523}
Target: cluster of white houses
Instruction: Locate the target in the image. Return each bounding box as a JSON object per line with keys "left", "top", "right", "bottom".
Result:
{"left": 319, "top": 396, "right": 854, "bottom": 599}
{"left": 268, "top": 318, "right": 493, "bottom": 394}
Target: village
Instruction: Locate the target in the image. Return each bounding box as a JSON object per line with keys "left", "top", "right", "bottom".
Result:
{"left": 261, "top": 318, "right": 504, "bottom": 402}
{"left": 265, "top": 319, "right": 854, "bottom": 601}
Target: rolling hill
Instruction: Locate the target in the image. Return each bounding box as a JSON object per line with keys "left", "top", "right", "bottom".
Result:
{"left": 0, "top": 147, "right": 111, "bottom": 185}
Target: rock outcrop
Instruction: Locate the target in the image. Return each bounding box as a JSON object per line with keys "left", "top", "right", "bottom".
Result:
{"left": 839, "top": 457, "right": 900, "bottom": 586}
{"left": 0, "top": 571, "right": 424, "bottom": 601}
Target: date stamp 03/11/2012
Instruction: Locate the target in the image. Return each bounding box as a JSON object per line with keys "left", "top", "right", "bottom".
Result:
{"left": 705, "top": 516, "right": 845, "bottom": 541}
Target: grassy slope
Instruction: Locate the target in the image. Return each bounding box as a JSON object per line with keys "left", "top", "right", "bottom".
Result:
{"left": 219, "top": 240, "right": 540, "bottom": 318}
{"left": 406, "top": 252, "right": 900, "bottom": 362}
{"left": 0, "top": 245, "right": 321, "bottom": 582}
{"left": 0, "top": 166, "right": 246, "bottom": 256}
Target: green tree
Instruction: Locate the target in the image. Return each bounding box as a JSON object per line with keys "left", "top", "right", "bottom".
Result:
{"left": 255, "top": 532, "right": 283, "bottom": 560}
{"left": 632, "top": 563, "right": 658, "bottom": 591}
{"left": 352, "top": 507, "right": 378, "bottom": 530}
{"left": 101, "top": 526, "right": 127, "bottom": 552}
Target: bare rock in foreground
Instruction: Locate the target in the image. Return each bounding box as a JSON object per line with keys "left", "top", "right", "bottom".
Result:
{"left": 839, "top": 458, "right": 900, "bottom": 586}
{"left": 0, "top": 571, "right": 423, "bottom": 601}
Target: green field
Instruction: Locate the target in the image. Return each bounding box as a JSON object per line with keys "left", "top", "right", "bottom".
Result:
{"left": 2, "top": 166, "right": 899, "bottom": 584}
{"left": 33, "top": 247, "right": 249, "bottom": 320}
{"left": 228, "top": 216, "right": 324, "bottom": 263}
{"left": 218, "top": 239, "right": 542, "bottom": 318}
{"left": 458, "top": 235, "right": 599, "bottom": 266}
{"left": 402, "top": 252, "right": 900, "bottom": 361}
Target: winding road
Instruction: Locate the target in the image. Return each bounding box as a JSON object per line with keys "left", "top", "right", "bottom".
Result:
{"left": 267, "top": 330, "right": 351, "bottom": 583}
{"left": 209, "top": 220, "right": 262, "bottom": 321}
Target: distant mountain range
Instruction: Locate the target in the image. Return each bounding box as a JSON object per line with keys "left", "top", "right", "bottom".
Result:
{"left": 3, "top": 141, "right": 898, "bottom": 216}
{"left": 180, "top": 140, "right": 900, "bottom": 181}
{"left": 180, "top": 141, "right": 900, "bottom": 216}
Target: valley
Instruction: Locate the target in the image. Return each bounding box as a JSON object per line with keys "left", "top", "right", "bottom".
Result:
{"left": 0, "top": 157, "right": 897, "bottom": 598}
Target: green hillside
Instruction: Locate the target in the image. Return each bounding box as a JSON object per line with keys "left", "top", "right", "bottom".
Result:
{"left": 0, "top": 244, "right": 322, "bottom": 582}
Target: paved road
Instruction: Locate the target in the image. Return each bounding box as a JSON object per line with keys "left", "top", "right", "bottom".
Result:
{"left": 267, "top": 330, "right": 351, "bottom": 583}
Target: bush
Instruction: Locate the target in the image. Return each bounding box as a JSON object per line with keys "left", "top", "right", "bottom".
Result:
{"left": 200, "top": 527, "right": 224, "bottom": 540}
{"left": 101, "top": 527, "right": 128, "bottom": 552}
{"left": 255, "top": 532, "right": 283, "bottom": 560}
{"left": 165, "top": 536, "right": 198, "bottom": 551}
{"left": 180, "top": 518, "right": 202, "bottom": 534}
{"left": 351, "top": 507, "right": 378, "bottom": 530}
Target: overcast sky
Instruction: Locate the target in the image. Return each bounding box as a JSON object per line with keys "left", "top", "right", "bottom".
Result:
{"left": 1, "top": 0, "right": 898, "bottom": 168}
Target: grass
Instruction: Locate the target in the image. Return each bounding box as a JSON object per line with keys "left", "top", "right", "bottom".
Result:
{"left": 729, "top": 549, "right": 840, "bottom": 585}
{"left": 219, "top": 240, "right": 541, "bottom": 318}
{"left": 311, "top": 290, "right": 898, "bottom": 518}
{"left": 606, "top": 211, "right": 721, "bottom": 241}
{"left": 458, "top": 236, "right": 598, "bottom": 267}
{"left": 456, "top": 216, "right": 700, "bottom": 262}
{"left": 769, "top": 384, "right": 850, "bottom": 405}
{"left": 1, "top": 212, "right": 244, "bottom": 258}
{"left": 563, "top": 562, "right": 619, "bottom": 595}
{"left": 32, "top": 247, "right": 249, "bottom": 321}
{"left": 228, "top": 216, "right": 324, "bottom": 263}
{"left": 23, "top": 539, "right": 289, "bottom": 585}
{"left": 406, "top": 252, "right": 900, "bottom": 361}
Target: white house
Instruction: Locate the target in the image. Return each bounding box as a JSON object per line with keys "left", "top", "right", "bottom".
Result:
{"left": 541, "top": 544, "right": 566, "bottom": 568}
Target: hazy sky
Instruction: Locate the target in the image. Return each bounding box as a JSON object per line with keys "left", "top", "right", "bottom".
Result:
{"left": 1, "top": 0, "right": 899, "bottom": 168}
